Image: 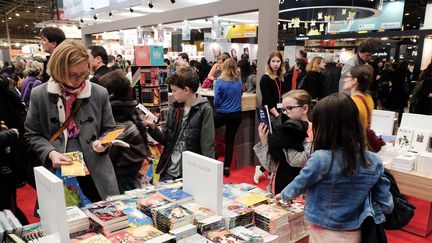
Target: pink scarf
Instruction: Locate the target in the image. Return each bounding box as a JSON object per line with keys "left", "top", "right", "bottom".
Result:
{"left": 60, "top": 81, "right": 87, "bottom": 138}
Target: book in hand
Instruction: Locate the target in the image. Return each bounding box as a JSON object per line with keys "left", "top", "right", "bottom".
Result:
{"left": 256, "top": 105, "right": 272, "bottom": 134}
{"left": 100, "top": 128, "right": 125, "bottom": 145}
{"left": 61, "top": 151, "right": 87, "bottom": 177}
{"left": 136, "top": 103, "right": 158, "bottom": 124}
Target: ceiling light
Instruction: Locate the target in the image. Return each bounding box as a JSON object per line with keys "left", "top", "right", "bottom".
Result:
{"left": 109, "top": 12, "right": 112, "bottom": 17}
{"left": 129, "top": 7, "right": 134, "bottom": 12}
{"left": 404, "top": 13, "right": 410, "bottom": 16}
{"left": 148, "top": 1, "right": 154, "bottom": 8}
{"left": 171, "top": 0, "right": 175, "bottom": 3}
{"left": 8, "top": 17, "right": 12, "bottom": 20}
{"left": 26, "top": 10, "right": 30, "bottom": 13}
{"left": 15, "top": 13, "right": 20, "bottom": 17}
{"left": 37, "top": 6, "right": 41, "bottom": 9}
{"left": 93, "top": 14, "right": 97, "bottom": 20}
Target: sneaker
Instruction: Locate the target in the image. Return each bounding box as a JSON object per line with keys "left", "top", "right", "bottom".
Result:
{"left": 253, "top": 166, "right": 264, "bottom": 184}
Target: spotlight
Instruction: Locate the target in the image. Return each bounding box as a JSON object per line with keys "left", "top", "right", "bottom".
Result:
{"left": 129, "top": 7, "right": 134, "bottom": 12}
{"left": 233, "top": 24, "right": 236, "bottom": 28}
{"left": 80, "top": 18, "right": 84, "bottom": 23}
{"left": 148, "top": 1, "right": 153, "bottom": 8}
{"left": 93, "top": 14, "right": 97, "bottom": 20}
{"left": 109, "top": 11, "right": 112, "bottom": 17}
{"left": 171, "top": 0, "right": 175, "bottom": 3}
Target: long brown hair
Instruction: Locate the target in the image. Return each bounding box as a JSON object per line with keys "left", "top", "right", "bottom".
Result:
{"left": 312, "top": 93, "right": 370, "bottom": 176}
{"left": 219, "top": 58, "right": 240, "bottom": 81}
{"left": 265, "top": 51, "right": 286, "bottom": 81}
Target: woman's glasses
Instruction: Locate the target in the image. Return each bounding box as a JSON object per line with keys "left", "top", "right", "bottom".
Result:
{"left": 282, "top": 105, "right": 303, "bottom": 114}
{"left": 68, "top": 71, "right": 90, "bottom": 81}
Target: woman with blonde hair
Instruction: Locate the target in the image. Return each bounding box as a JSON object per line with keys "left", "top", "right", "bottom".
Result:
{"left": 299, "top": 56, "right": 326, "bottom": 100}
{"left": 214, "top": 58, "right": 242, "bottom": 176}
{"left": 254, "top": 51, "right": 288, "bottom": 183}
{"left": 20, "top": 61, "right": 44, "bottom": 106}
{"left": 24, "top": 40, "right": 119, "bottom": 205}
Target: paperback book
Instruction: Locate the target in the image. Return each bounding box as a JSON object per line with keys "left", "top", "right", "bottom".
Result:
{"left": 204, "top": 229, "right": 246, "bottom": 243}
{"left": 61, "top": 151, "right": 87, "bottom": 177}
{"left": 395, "top": 128, "right": 414, "bottom": 150}
{"left": 256, "top": 105, "right": 272, "bottom": 134}
{"left": 158, "top": 188, "right": 194, "bottom": 204}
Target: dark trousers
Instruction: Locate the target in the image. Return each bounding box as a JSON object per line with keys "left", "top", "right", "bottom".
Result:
{"left": 77, "top": 175, "right": 102, "bottom": 203}
{"left": 116, "top": 173, "right": 141, "bottom": 194}
{"left": 214, "top": 111, "right": 242, "bottom": 169}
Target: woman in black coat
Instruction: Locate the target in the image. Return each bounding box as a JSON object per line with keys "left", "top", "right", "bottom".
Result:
{"left": 299, "top": 56, "right": 326, "bottom": 100}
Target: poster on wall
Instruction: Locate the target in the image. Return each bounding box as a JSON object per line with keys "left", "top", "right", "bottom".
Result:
{"left": 221, "top": 24, "right": 257, "bottom": 39}
{"left": 157, "top": 25, "right": 165, "bottom": 43}
{"left": 211, "top": 18, "right": 222, "bottom": 39}
{"left": 203, "top": 42, "right": 258, "bottom": 62}
{"left": 182, "top": 21, "right": 191, "bottom": 41}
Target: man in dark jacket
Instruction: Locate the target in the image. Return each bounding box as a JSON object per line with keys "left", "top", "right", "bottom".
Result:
{"left": 88, "top": 46, "right": 112, "bottom": 85}
{"left": 322, "top": 59, "right": 341, "bottom": 97}
{"left": 39, "top": 27, "right": 66, "bottom": 83}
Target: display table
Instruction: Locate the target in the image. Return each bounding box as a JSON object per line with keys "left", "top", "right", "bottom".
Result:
{"left": 199, "top": 90, "right": 257, "bottom": 168}
{"left": 385, "top": 165, "right": 432, "bottom": 237}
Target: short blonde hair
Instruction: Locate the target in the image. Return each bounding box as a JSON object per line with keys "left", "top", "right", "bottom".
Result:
{"left": 25, "top": 61, "right": 44, "bottom": 76}
{"left": 219, "top": 58, "right": 240, "bottom": 81}
{"left": 47, "top": 40, "right": 89, "bottom": 83}
{"left": 306, "top": 56, "right": 324, "bottom": 73}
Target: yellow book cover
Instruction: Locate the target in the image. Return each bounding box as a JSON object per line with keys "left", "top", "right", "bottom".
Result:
{"left": 234, "top": 193, "right": 268, "bottom": 207}
{"left": 61, "top": 151, "right": 86, "bottom": 177}
{"left": 100, "top": 128, "right": 125, "bottom": 145}
{"left": 127, "top": 224, "right": 163, "bottom": 241}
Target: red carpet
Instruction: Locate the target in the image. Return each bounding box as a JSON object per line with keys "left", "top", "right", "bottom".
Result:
{"left": 17, "top": 166, "right": 432, "bottom": 242}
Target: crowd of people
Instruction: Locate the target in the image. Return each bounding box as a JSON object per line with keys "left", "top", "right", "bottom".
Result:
{"left": 1, "top": 26, "right": 431, "bottom": 242}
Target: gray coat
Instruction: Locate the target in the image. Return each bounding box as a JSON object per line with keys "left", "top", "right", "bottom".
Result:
{"left": 24, "top": 79, "right": 120, "bottom": 199}
{"left": 339, "top": 54, "right": 364, "bottom": 91}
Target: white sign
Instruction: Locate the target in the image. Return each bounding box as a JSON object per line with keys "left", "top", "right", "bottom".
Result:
{"left": 182, "top": 151, "right": 223, "bottom": 215}
{"left": 34, "top": 167, "right": 69, "bottom": 243}
{"left": 380, "top": 22, "right": 401, "bottom": 29}
{"left": 63, "top": 0, "right": 84, "bottom": 19}
{"left": 371, "top": 110, "right": 396, "bottom": 136}
{"left": 182, "top": 21, "right": 191, "bottom": 41}
{"left": 204, "top": 42, "right": 258, "bottom": 62}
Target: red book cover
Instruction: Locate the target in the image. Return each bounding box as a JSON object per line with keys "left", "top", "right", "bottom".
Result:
{"left": 134, "top": 46, "right": 151, "bottom": 66}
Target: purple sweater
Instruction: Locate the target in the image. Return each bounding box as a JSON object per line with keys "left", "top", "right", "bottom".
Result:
{"left": 20, "top": 76, "right": 42, "bottom": 106}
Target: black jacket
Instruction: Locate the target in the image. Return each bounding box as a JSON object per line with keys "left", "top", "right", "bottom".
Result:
{"left": 0, "top": 129, "right": 18, "bottom": 168}
{"left": 260, "top": 74, "right": 290, "bottom": 111}
{"left": 322, "top": 63, "right": 341, "bottom": 96}
{"left": 90, "top": 65, "right": 112, "bottom": 85}
{"left": 299, "top": 71, "right": 326, "bottom": 100}
{"left": 109, "top": 98, "right": 148, "bottom": 175}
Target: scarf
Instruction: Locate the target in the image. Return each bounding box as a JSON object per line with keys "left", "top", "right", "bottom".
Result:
{"left": 291, "top": 68, "right": 299, "bottom": 90}
{"left": 60, "top": 81, "right": 87, "bottom": 138}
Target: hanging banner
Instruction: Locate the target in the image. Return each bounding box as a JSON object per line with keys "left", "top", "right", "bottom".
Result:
{"left": 150, "top": 46, "right": 164, "bottom": 66}
{"left": 221, "top": 24, "right": 257, "bottom": 39}
{"left": 137, "top": 28, "right": 144, "bottom": 44}
{"left": 63, "top": 0, "right": 84, "bottom": 19}
{"left": 182, "top": 21, "right": 191, "bottom": 41}
{"left": 134, "top": 46, "right": 151, "bottom": 66}
{"left": 157, "top": 25, "right": 165, "bottom": 43}
{"left": 211, "top": 18, "right": 221, "bottom": 39}
{"left": 119, "top": 31, "right": 125, "bottom": 46}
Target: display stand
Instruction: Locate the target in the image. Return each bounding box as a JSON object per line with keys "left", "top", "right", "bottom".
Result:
{"left": 34, "top": 166, "right": 70, "bottom": 242}
{"left": 371, "top": 109, "right": 396, "bottom": 136}
{"left": 385, "top": 113, "right": 432, "bottom": 237}
{"left": 182, "top": 151, "right": 223, "bottom": 215}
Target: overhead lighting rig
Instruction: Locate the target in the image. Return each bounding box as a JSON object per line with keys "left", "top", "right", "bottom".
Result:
{"left": 148, "top": 1, "right": 154, "bottom": 8}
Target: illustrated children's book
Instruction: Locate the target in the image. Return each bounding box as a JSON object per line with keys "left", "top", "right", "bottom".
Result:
{"left": 61, "top": 151, "right": 87, "bottom": 177}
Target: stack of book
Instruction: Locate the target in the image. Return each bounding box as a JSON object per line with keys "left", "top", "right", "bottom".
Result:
{"left": 253, "top": 204, "right": 290, "bottom": 241}
{"left": 169, "top": 224, "right": 197, "bottom": 240}
{"left": 416, "top": 152, "right": 432, "bottom": 176}
{"left": 0, "top": 209, "right": 23, "bottom": 238}
{"left": 84, "top": 201, "right": 129, "bottom": 236}
{"left": 392, "top": 154, "right": 416, "bottom": 172}
{"left": 126, "top": 224, "right": 175, "bottom": 242}
{"left": 248, "top": 226, "right": 278, "bottom": 243}
{"left": 230, "top": 226, "right": 264, "bottom": 243}
{"left": 196, "top": 215, "right": 224, "bottom": 234}
{"left": 65, "top": 206, "right": 90, "bottom": 235}
{"left": 234, "top": 193, "right": 269, "bottom": 207}
{"left": 204, "top": 228, "right": 246, "bottom": 243}
{"left": 158, "top": 188, "right": 194, "bottom": 204}
{"left": 222, "top": 199, "right": 254, "bottom": 229}
{"left": 285, "top": 201, "right": 306, "bottom": 240}
{"left": 177, "top": 233, "right": 212, "bottom": 243}
{"left": 152, "top": 204, "right": 195, "bottom": 233}
{"left": 223, "top": 184, "right": 248, "bottom": 200}
{"left": 137, "top": 192, "right": 172, "bottom": 217}
{"left": 181, "top": 202, "right": 216, "bottom": 222}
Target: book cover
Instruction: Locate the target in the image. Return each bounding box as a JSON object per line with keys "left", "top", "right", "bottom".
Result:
{"left": 61, "top": 151, "right": 86, "bottom": 177}
{"left": 121, "top": 207, "right": 153, "bottom": 228}
{"left": 158, "top": 188, "right": 193, "bottom": 203}
{"left": 395, "top": 128, "right": 414, "bottom": 150}
{"left": 76, "top": 233, "right": 110, "bottom": 243}
{"left": 181, "top": 202, "right": 215, "bottom": 221}
{"left": 234, "top": 193, "right": 268, "bottom": 207}
{"left": 256, "top": 105, "right": 272, "bottom": 134}
{"left": 66, "top": 206, "right": 88, "bottom": 223}
{"left": 156, "top": 205, "right": 194, "bottom": 222}
{"left": 137, "top": 193, "right": 171, "bottom": 210}
{"left": 409, "top": 130, "right": 431, "bottom": 152}
{"left": 204, "top": 229, "right": 246, "bottom": 243}
{"left": 108, "top": 231, "right": 144, "bottom": 243}
{"left": 100, "top": 128, "right": 125, "bottom": 145}
{"left": 178, "top": 234, "right": 212, "bottom": 243}
{"left": 230, "top": 226, "right": 264, "bottom": 243}
{"left": 85, "top": 201, "right": 127, "bottom": 226}
{"left": 127, "top": 225, "right": 164, "bottom": 241}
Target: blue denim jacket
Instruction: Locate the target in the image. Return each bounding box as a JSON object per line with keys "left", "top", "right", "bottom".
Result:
{"left": 280, "top": 150, "right": 394, "bottom": 230}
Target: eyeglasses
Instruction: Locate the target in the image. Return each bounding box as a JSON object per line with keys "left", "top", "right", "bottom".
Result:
{"left": 68, "top": 71, "right": 90, "bottom": 81}
{"left": 282, "top": 105, "right": 303, "bottom": 114}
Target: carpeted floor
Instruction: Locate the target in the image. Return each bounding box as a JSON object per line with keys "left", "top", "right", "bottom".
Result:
{"left": 17, "top": 165, "right": 432, "bottom": 242}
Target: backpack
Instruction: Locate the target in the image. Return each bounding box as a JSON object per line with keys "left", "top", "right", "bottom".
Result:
{"left": 383, "top": 169, "right": 416, "bottom": 230}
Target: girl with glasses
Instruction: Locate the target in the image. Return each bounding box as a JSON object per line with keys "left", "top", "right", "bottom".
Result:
{"left": 254, "top": 90, "right": 315, "bottom": 194}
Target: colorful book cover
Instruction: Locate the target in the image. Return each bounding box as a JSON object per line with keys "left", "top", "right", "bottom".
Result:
{"left": 157, "top": 205, "right": 194, "bottom": 222}
{"left": 182, "top": 202, "right": 215, "bottom": 221}
{"left": 127, "top": 225, "right": 164, "bottom": 241}
{"left": 253, "top": 204, "right": 288, "bottom": 221}
{"left": 71, "top": 232, "right": 98, "bottom": 242}
{"left": 108, "top": 231, "right": 144, "bottom": 243}
{"left": 204, "top": 229, "right": 246, "bottom": 243}
{"left": 122, "top": 207, "right": 153, "bottom": 227}
{"left": 395, "top": 128, "right": 414, "bottom": 150}
{"left": 158, "top": 188, "right": 193, "bottom": 203}
{"left": 85, "top": 201, "right": 127, "bottom": 226}
{"left": 61, "top": 151, "right": 86, "bottom": 177}
{"left": 256, "top": 105, "right": 272, "bottom": 134}
{"left": 76, "top": 233, "right": 110, "bottom": 243}
{"left": 137, "top": 194, "right": 171, "bottom": 209}
{"left": 234, "top": 193, "right": 268, "bottom": 207}
{"left": 100, "top": 128, "right": 125, "bottom": 145}
{"left": 222, "top": 199, "right": 254, "bottom": 218}
{"left": 230, "top": 226, "right": 264, "bottom": 243}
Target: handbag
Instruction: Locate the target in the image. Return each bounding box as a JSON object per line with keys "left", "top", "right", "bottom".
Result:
{"left": 201, "top": 78, "right": 213, "bottom": 89}
{"left": 356, "top": 95, "right": 385, "bottom": 153}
